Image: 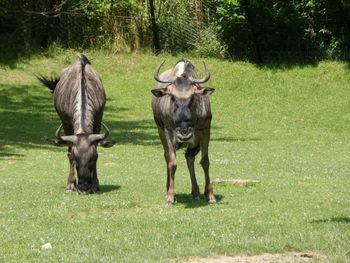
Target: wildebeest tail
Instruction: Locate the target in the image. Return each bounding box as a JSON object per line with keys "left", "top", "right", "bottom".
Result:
{"left": 36, "top": 74, "right": 59, "bottom": 93}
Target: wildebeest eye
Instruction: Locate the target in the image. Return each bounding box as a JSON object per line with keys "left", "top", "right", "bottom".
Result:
{"left": 173, "top": 103, "right": 179, "bottom": 112}
{"left": 170, "top": 95, "right": 179, "bottom": 110}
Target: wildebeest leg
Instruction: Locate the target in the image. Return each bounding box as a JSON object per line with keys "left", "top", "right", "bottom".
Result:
{"left": 66, "top": 147, "right": 76, "bottom": 192}
{"left": 185, "top": 144, "right": 200, "bottom": 200}
{"left": 165, "top": 149, "right": 176, "bottom": 205}
{"left": 92, "top": 165, "right": 100, "bottom": 193}
{"left": 200, "top": 130, "right": 216, "bottom": 203}
{"left": 159, "top": 128, "right": 177, "bottom": 205}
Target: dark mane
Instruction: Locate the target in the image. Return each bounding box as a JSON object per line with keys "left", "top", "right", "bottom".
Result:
{"left": 80, "top": 55, "right": 88, "bottom": 131}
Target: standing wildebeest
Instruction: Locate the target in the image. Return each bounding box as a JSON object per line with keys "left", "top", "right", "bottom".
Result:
{"left": 151, "top": 59, "right": 216, "bottom": 205}
{"left": 38, "top": 54, "right": 115, "bottom": 193}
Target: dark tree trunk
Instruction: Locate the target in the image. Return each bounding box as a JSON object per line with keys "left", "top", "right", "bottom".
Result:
{"left": 241, "top": 0, "right": 262, "bottom": 63}
{"left": 149, "top": 0, "right": 161, "bottom": 54}
{"left": 334, "top": 0, "right": 350, "bottom": 33}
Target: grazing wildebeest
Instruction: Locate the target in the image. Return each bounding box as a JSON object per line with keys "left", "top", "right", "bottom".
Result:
{"left": 151, "top": 59, "right": 216, "bottom": 205}
{"left": 38, "top": 54, "right": 115, "bottom": 193}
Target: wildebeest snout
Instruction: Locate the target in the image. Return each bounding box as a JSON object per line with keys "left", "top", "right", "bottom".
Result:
{"left": 76, "top": 167, "right": 94, "bottom": 193}
{"left": 175, "top": 126, "right": 193, "bottom": 142}
{"left": 175, "top": 109, "right": 194, "bottom": 142}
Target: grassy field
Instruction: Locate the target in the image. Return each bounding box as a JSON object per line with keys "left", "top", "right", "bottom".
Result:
{"left": 0, "top": 50, "right": 349, "bottom": 262}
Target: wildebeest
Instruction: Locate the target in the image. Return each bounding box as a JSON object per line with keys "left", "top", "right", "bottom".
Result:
{"left": 151, "top": 59, "right": 216, "bottom": 205}
{"left": 38, "top": 54, "right": 115, "bottom": 193}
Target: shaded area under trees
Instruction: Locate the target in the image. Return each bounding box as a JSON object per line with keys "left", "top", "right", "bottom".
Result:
{"left": 1, "top": 0, "right": 350, "bottom": 62}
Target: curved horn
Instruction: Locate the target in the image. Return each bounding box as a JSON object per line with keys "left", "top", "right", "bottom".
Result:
{"left": 54, "top": 123, "right": 77, "bottom": 144}
{"left": 153, "top": 61, "right": 173, "bottom": 84}
{"left": 55, "top": 123, "right": 63, "bottom": 138}
{"left": 101, "top": 122, "right": 110, "bottom": 139}
{"left": 60, "top": 135, "right": 78, "bottom": 144}
{"left": 88, "top": 122, "right": 110, "bottom": 143}
{"left": 189, "top": 62, "right": 211, "bottom": 84}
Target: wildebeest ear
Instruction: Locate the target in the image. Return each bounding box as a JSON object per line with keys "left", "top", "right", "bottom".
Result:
{"left": 46, "top": 138, "right": 71, "bottom": 147}
{"left": 151, "top": 88, "right": 168, "bottom": 97}
{"left": 196, "top": 87, "right": 215, "bottom": 95}
{"left": 98, "top": 140, "right": 116, "bottom": 148}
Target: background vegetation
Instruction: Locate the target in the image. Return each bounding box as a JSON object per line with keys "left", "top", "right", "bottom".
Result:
{"left": 1, "top": 0, "right": 350, "bottom": 61}
{"left": 0, "top": 51, "right": 349, "bottom": 262}
{"left": 217, "top": 0, "right": 350, "bottom": 61}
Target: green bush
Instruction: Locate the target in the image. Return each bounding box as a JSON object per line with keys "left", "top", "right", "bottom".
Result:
{"left": 194, "top": 25, "right": 227, "bottom": 58}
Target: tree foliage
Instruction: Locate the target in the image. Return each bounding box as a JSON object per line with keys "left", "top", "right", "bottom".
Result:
{"left": 217, "top": 0, "right": 350, "bottom": 60}
{"left": 1, "top": 0, "right": 350, "bottom": 61}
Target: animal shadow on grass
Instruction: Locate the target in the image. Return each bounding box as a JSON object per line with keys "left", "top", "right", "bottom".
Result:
{"left": 175, "top": 193, "right": 224, "bottom": 208}
{"left": 99, "top": 184, "right": 121, "bottom": 194}
{"left": 311, "top": 216, "right": 350, "bottom": 224}
{"left": 60, "top": 184, "right": 121, "bottom": 194}
{"left": 0, "top": 144, "right": 24, "bottom": 159}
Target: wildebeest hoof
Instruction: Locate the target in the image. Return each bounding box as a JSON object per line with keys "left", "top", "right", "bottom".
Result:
{"left": 192, "top": 189, "right": 200, "bottom": 201}
{"left": 205, "top": 191, "right": 216, "bottom": 204}
{"left": 208, "top": 197, "right": 217, "bottom": 204}
{"left": 92, "top": 184, "right": 100, "bottom": 193}
{"left": 193, "top": 195, "right": 200, "bottom": 201}
{"left": 66, "top": 183, "right": 77, "bottom": 193}
{"left": 207, "top": 194, "right": 216, "bottom": 204}
{"left": 166, "top": 195, "right": 176, "bottom": 206}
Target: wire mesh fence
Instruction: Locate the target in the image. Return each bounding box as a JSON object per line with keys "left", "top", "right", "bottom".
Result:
{"left": 0, "top": 10, "right": 146, "bottom": 51}
{"left": 0, "top": 0, "right": 217, "bottom": 54}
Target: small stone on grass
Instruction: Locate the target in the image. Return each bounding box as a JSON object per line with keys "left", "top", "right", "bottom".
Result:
{"left": 41, "top": 243, "right": 52, "bottom": 250}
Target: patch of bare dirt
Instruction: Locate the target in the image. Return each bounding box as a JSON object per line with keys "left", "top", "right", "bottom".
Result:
{"left": 212, "top": 178, "right": 261, "bottom": 186}
{"left": 185, "top": 252, "right": 326, "bottom": 263}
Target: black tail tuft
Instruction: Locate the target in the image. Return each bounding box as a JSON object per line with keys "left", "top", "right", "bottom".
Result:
{"left": 36, "top": 74, "right": 60, "bottom": 93}
{"left": 79, "top": 54, "right": 91, "bottom": 67}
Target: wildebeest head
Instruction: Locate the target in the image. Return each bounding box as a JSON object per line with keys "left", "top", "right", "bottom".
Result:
{"left": 49, "top": 123, "right": 115, "bottom": 193}
{"left": 152, "top": 61, "right": 214, "bottom": 144}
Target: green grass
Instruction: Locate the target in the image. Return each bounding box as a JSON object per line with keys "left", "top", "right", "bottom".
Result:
{"left": 0, "top": 50, "right": 350, "bottom": 262}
